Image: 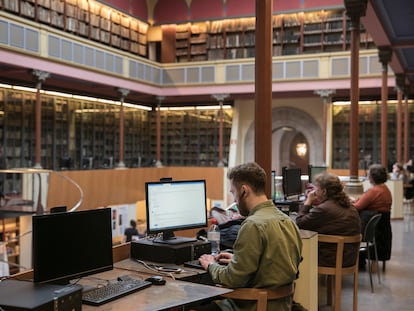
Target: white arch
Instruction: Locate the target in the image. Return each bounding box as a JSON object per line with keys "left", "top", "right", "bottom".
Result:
{"left": 244, "top": 106, "right": 323, "bottom": 172}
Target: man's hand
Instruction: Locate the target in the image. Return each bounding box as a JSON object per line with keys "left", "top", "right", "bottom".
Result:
{"left": 215, "top": 252, "right": 233, "bottom": 265}
{"left": 199, "top": 252, "right": 234, "bottom": 270}
{"left": 199, "top": 254, "right": 216, "bottom": 270}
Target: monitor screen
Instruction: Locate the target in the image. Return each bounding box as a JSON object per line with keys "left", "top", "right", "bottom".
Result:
{"left": 32, "top": 208, "right": 113, "bottom": 284}
{"left": 308, "top": 165, "right": 327, "bottom": 183}
{"left": 282, "top": 167, "right": 302, "bottom": 199}
{"left": 145, "top": 179, "right": 207, "bottom": 244}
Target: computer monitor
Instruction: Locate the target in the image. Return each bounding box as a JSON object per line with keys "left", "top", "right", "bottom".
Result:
{"left": 282, "top": 167, "right": 302, "bottom": 200}
{"left": 32, "top": 208, "right": 113, "bottom": 285}
{"left": 145, "top": 179, "right": 207, "bottom": 244}
{"left": 308, "top": 165, "right": 327, "bottom": 184}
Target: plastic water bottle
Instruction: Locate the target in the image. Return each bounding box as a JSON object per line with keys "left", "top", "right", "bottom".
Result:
{"left": 207, "top": 218, "right": 221, "bottom": 255}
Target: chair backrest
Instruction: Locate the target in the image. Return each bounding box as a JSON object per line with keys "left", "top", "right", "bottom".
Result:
{"left": 318, "top": 234, "right": 361, "bottom": 272}
{"left": 363, "top": 213, "right": 382, "bottom": 243}
{"left": 221, "top": 283, "right": 294, "bottom": 311}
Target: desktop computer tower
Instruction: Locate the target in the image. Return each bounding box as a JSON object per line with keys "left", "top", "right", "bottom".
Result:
{"left": 131, "top": 239, "right": 211, "bottom": 264}
{"left": 0, "top": 279, "right": 82, "bottom": 311}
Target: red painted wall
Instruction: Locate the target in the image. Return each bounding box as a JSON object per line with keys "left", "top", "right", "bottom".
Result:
{"left": 129, "top": 1, "right": 148, "bottom": 20}
{"left": 99, "top": 0, "right": 147, "bottom": 21}
{"left": 226, "top": 0, "right": 255, "bottom": 18}
{"left": 191, "top": 0, "right": 224, "bottom": 20}
{"left": 153, "top": 0, "right": 189, "bottom": 24}
{"left": 101, "top": 0, "right": 345, "bottom": 24}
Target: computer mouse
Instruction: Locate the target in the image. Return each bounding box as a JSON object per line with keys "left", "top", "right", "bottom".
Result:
{"left": 145, "top": 275, "right": 166, "bottom": 285}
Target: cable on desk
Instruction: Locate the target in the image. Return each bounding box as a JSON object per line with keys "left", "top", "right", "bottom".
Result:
{"left": 134, "top": 259, "right": 176, "bottom": 280}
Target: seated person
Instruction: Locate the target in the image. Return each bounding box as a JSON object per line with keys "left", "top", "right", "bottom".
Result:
{"left": 296, "top": 171, "right": 361, "bottom": 267}
{"left": 198, "top": 205, "right": 244, "bottom": 249}
{"left": 197, "top": 162, "right": 302, "bottom": 311}
{"left": 124, "top": 219, "right": 139, "bottom": 242}
{"left": 390, "top": 162, "right": 409, "bottom": 184}
{"left": 352, "top": 164, "right": 392, "bottom": 267}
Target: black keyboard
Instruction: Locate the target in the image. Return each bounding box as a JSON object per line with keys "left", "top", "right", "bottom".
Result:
{"left": 184, "top": 259, "right": 204, "bottom": 270}
{"left": 82, "top": 279, "right": 152, "bottom": 306}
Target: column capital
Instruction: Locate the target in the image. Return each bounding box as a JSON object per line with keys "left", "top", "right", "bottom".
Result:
{"left": 156, "top": 96, "right": 166, "bottom": 103}
{"left": 314, "top": 89, "right": 335, "bottom": 100}
{"left": 344, "top": 0, "right": 367, "bottom": 25}
{"left": 32, "top": 70, "right": 50, "bottom": 82}
{"left": 117, "top": 88, "right": 130, "bottom": 99}
{"left": 212, "top": 94, "right": 229, "bottom": 102}
{"left": 378, "top": 46, "right": 393, "bottom": 67}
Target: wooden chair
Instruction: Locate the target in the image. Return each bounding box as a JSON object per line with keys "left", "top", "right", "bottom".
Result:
{"left": 220, "top": 283, "right": 294, "bottom": 311}
{"left": 318, "top": 234, "right": 361, "bottom": 311}
{"left": 359, "top": 213, "right": 382, "bottom": 292}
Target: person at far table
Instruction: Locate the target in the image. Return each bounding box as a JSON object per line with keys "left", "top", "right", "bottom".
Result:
{"left": 295, "top": 171, "right": 361, "bottom": 267}
{"left": 351, "top": 164, "right": 392, "bottom": 269}
{"left": 196, "top": 162, "right": 303, "bottom": 311}
{"left": 124, "top": 219, "right": 139, "bottom": 242}
{"left": 390, "top": 162, "right": 410, "bottom": 184}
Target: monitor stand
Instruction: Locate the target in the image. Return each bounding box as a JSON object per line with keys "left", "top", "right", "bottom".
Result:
{"left": 153, "top": 230, "right": 197, "bottom": 245}
{"left": 153, "top": 236, "right": 197, "bottom": 245}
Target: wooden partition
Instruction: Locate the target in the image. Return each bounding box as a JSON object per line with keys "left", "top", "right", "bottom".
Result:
{"left": 47, "top": 167, "right": 226, "bottom": 212}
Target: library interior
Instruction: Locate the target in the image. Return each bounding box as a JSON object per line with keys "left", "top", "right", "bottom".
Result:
{"left": 1, "top": 0, "right": 414, "bottom": 310}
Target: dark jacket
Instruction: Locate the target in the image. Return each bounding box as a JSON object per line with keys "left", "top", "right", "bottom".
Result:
{"left": 296, "top": 200, "right": 361, "bottom": 267}
{"left": 218, "top": 219, "right": 244, "bottom": 249}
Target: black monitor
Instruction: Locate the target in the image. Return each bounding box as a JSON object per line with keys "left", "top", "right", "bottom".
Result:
{"left": 32, "top": 208, "right": 113, "bottom": 285}
{"left": 145, "top": 179, "right": 207, "bottom": 244}
{"left": 308, "top": 165, "right": 327, "bottom": 184}
{"left": 59, "top": 156, "right": 72, "bottom": 170}
{"left": 282, "top": 167, "right": 302, "bottom": 200}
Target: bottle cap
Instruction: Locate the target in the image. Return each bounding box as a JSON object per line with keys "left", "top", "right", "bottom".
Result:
{"left": 210, "top": 217, "right": 218, "bottom": 224}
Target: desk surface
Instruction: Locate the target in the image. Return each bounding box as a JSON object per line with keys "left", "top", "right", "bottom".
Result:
{"left": 81, "top": 267, "right": 231, "bottom": 311}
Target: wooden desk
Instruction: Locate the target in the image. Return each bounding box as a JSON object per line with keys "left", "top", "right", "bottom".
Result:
{"left": 115, "top": 258, "right": 210, "bottom": 283}
{"left": 116, "top": 230, "right": 318, "bottom": 311}
{"left": 295, "top": 229, "right": 318, "bottom": 311}
{"left": 80, "top": 268, "right": 231, "bottom": 311}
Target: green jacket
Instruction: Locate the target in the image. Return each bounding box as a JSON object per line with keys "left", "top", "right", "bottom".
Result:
{"left": 209, "top": 200, "right": 303, "bottom": 311}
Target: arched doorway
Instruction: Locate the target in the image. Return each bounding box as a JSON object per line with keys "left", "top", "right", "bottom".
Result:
{"left": 244, "top": 106, "right": 323, "bottom": 174}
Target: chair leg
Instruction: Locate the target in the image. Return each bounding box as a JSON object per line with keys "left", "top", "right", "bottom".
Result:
{"left": 334, "top": 274, "right": 342, "bottom": 311}
{"left": 367, "top": 244, "right": 374, "bottom": 293}
{"left": 382, "top": 260, "right": 386, "bottom": 272}
{"left": 373, "top": 242, "right": 381, "bottom": 284}
{"left": 353, "top": 271, "right": 359, "bottom": 311}
{"left": 327, "top": 275, "right": 333, "bottom": 306}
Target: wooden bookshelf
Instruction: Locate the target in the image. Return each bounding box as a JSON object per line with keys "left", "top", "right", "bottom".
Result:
{"left": 1, "top": 217, "right": 20, "bottom": 275}
{"left": 2, "top": 0, "right": 149, "bottom": 57}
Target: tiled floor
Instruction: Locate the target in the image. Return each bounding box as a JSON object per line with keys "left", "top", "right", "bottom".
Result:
{"left": 318, "top": 216, "right": 414, "bottom": 311}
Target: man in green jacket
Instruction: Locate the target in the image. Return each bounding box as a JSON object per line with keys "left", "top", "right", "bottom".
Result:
{"left": 198, "top": 162, "right": 303, "bottom": 311}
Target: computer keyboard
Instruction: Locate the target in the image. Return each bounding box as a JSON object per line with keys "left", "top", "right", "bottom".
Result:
{"left": 82, "top": 278, "right": 152, "bottom": 306}
{"left": 184, "top": 259, "right": 204, "bottom": 270}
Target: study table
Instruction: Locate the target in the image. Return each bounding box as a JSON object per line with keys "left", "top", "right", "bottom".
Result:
{"left": 115, "top": 229, "right": 318, "bottom": 311}
{"left": 78, "top": 267, "right": 232, "bottom": 311}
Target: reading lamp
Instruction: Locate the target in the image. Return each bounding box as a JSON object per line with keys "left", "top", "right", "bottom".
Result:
{"left": 0, "top": 168, "right": 84, "bottom": 213}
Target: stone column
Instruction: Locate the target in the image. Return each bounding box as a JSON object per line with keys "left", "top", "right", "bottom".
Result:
{"left": 395, "top": 74, "right": 405, "bottom": 164}
{"left": 404, "top": 91, "right": 409, "bottom": 163}
{"left": 32, "top": 70, "right": 50, "bottom": 169}
{"left": 314, "top": 89, "right": 335, "bottom": 166}
{"left": 212, "top": 94, "right": 229, "bottom": 167}
{"left": 378, "top": 46, "right": 392, "bottom": 168}
{"left": 255, "top": 0, "right": 273, "bottom": 197}
{"left": 344, "top": 0, "right": 367, "bottom": 194}
{"left": 116, "top": 88, "right": 129, "bottom": 169}
{"left": 155, "top": 96, "right": 165, "bottom": 168}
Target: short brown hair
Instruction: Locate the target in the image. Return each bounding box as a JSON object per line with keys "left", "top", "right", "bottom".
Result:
{"left": 227, "top": 162, "right": 266, "bottom": 194}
